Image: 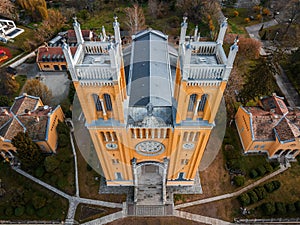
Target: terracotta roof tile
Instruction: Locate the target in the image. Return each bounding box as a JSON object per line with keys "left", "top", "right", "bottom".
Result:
{"left": 37, "top": 46, "right": 77, "bottom": 62}
{"left": 10, "top": 95, "right": 40, "bottom": 115}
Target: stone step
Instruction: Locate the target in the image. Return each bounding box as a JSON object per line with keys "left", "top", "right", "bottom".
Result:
{"left": 135, "top": 205, "right": 165, "bottom": 216}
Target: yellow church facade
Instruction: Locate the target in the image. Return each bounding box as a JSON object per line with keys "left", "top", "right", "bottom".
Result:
{"left": 63, "top": 17, "right": 237, "bottom": 203}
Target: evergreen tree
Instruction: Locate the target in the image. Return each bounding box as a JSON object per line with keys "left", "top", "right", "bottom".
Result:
{"left": 12, "top": 132, "right": 45, "bottom": 170}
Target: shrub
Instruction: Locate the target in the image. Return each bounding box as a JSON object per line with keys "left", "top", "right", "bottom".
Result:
{"left": 287, "top": 203, "right": 296, "bottom": 213}
{"left": 250, "top": 169, "right": 258, "bottom": 178}
{"left": 233, "top": 175, "right": 245, "bottom": 187}
{"left": 275, "top": 202, "right": 287, "bottom": 215}
{"left": 233, "top": 10, "right": 239, "bottom": 17}
{"left": 26, "top": 205, "right": 35, "bottom": 216}
{"left": 257, "top": 165, "right": 267, "bottom": 176}
{"left": 238, "top": 193, "right": 250, "bottom": 206}
{"left": 44, "top": 156, "right": 60, "bottom": 172}
{"left": 254, "top": 186, "right": 267, "bottom": 200}
{"left": 295, "top": 200, "right": 300, "bottom": 211}
{"left": 248, "top": 190, "right": 259, "bottom": 203}
{"left": 35, "top": 166, "right": 45, "bottom": 178}
{"left": 262, "top": 202, "right": 275, "bottom": 215}
{"left": 14, "top": 206, "right": 25, "bottom": 216}
{"left": 32, "top": 195, "right": 46, "bottom": 210}
{"left": 50, "top": 175, "right": 58, "bottom": 183}
{"left": 253, "top": 5, "right": 260, "bottom": 12}
{"left": 37, "top": 207, "right": 48, "bottom": 218}
{"left": 270, "top": 161, "right": 280, "bottom": 170}
{"left": 264, "top": 182, "right": 275, "bottom": 193}
{"left": 245, "top": 18, "right": 250, "bottom": 23}
{"left": 57, "top": 178, "right": 67, "bottom": 189}
{"left": 262, "top": 8, "right": 270, "bottom": 16}
{"left": 264, "top": 163, "right": 273, "bottom": 173}
{"left": 272, "top": 180, "right": 281, "bottom": 190}
{"left": 256, "top": 14, "right": 262, "bottom": 21}
{"left": 5, "top": 206, "right": 13, "bottom": 216}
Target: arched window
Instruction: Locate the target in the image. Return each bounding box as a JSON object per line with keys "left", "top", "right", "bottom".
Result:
{"left": 92, "top": 94, "right": 102, "bottom": 111}
{"left": 188, "top": 94, "right": 197, "bottom": 112}
{"left": 198, "top": 94, "right": 207, "bottom": 112}
{"left": 104, "top": 94, "right": 112, "bottom": 111}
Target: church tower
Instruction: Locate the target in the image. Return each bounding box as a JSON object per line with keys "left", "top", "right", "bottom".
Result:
{"left": 64, "top": 17, "right": 237, "bottom": 205}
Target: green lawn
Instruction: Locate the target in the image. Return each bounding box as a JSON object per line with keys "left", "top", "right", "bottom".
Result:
{"left": 0, "top": 161, "right": 68, "bottom": 220}
{"left": 14, "top": 75, "right": 27, "bottom": 97}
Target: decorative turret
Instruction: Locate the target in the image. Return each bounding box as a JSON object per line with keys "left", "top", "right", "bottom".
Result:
{"left": 61, "top": 41, "right": 77, "bottom": 81}
{"left": 216, "top": 18, "right": 228, "bottom": 45}
{"left": 224, "top": 36, "right": 239, "bottom": 80}
{"left": 179, "top": 16, "right": 188, "bottom": 44}
{"left": 73, "top": 17, "right": 84, "bottom": 45}
{"left": 102, "top": 26, "right": 107, "bottom": 41}
{"left": 113, "top": 15, "right": 121, "bottom": 45}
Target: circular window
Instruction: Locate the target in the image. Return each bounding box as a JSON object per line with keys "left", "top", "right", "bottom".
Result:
{"left": 183, "top": 143, "right": 195, "bottom": 150}
{"left": 135, "top": 141, "right": 165, "bottom": 156}
{"left": 106, "top": 143, "right": 118, "bottom": 150}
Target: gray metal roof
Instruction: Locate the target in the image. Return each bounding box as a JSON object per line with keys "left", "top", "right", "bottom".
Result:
{"left": 128, "top": 29, "right": 173, "bottom": 107}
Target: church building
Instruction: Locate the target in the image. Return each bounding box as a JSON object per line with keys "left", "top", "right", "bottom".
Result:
{"left": 63, "top": 17, "right": 237, "bottom": 204}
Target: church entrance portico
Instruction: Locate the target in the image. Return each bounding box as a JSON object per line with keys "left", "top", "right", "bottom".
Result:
{"left": 132, "top": 159, "right": 168, "bottom": 205}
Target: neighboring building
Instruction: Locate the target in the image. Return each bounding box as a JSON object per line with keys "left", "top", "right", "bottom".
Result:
{"left": 0, "top": 94, "right": 64, "bottom": 160}
{"left": 235, "top": 94, "right": 300, "bottom": 160}
{"left": 36, "top": 46, "right": 77, "bottom": 71}
{"left": 36, "top": 29, "right": 92, "bottom": 71}
{"left": 0, "top": 19, "right": 24, "bottom": 43}
{"left": 63, "top": 17, "right": 237, "bottom": 204}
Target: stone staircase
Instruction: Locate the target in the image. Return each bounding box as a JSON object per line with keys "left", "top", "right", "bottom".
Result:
{"left": 127, "top": 204, "right": 173, "bottom": 216}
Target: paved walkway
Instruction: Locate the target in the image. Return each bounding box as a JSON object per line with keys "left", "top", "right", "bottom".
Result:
{"left": 175, "top": 165, "right": 289, "bottom": 209}
{"left": 245, "top": 19, "right": 279, "bottom": 40}
{"left": 70, "top": 133, "right": 79, "bottom": 197}
{"left": 174, "top": 210, "right": 234, "bottom": 225}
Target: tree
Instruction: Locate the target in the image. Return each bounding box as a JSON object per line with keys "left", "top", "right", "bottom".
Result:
{"left": 262, "top": 202, "right": 275, "bottom": 215}
{"left": 23, "top": 79, "right": 52, "bottom": 105}
{"left": 248, "top": 190, "right": 259, "bottom": 203}
{"left": 264, "top": 182, "right": 275, "bottom": 193}
{"left": 124, "top": 4, "right": 146, "bottom": 36}
{"left": 16, "top": 0, "right": 48, "bottom": 22}
{"left": 14, "top": 206, "right": 25, "bottom": 216}
{"left": 250, "top": 169, "right": 258, "bottom": 179}
{"left": 0, "top": 0, "right": 18, "bottom": 20}
{"left": 12, "top": 132, "right": 45, "bottom": 170}
{"left": 257, "top": 165, "right": 267, "bottom": 176}
{"left": 275, "top": 202, "right": 287, "bottom": 215}
{"left": 238, "top": 193, "right": 250, "bottom": 206}
{"left": 0, "top": 95, "right": 11, "bottom": 106}
{"left": 0, "top": 72, "right": 19, "bottom": 97}
{"left": 239, "top": 58, "right": 278, "bottom": 104}
{"left": 287, "top": 203, "right": 296, "bottom": 213}
{"left": 254, "top": 186, "right": 267, "bottom": 200}
{"left": 272, "top": 180, "right": 281, "bottom": 190}
{"left": 32, "top": 195, "right": 46, "bottom": 210}
{"left": 233, "top": 175, "right": 245, "bottom": 187}
{"left": 44, "top": 156, "right": 60, "bottom": 172}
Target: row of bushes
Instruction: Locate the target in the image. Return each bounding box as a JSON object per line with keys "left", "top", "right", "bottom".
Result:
{"left": 261, "top": 201, "right": 300, "bottom": 216}
{"left": 250, "top": 162, "right": 279, "bottom": 179}
{"left": 2, "top": 205, "right": 55, "bottom": 218}
{"left": 238, "top": 180, "right": 281, "bottom": 206}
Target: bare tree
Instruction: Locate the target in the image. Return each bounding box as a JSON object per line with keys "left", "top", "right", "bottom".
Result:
{"left": 148, "top": 0, "right": 158, "bottom": 19}
{"left": 0, "top": 0, "right": 18, "bottom": 20}
{"left": 124, "top": 4, "right": 146, "bottom": 36}
{"left": 23, "top": 79, "right": 53, "bottom": 105}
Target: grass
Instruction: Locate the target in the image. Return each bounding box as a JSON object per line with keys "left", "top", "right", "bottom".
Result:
{"left": 75, "top": 135, "right": 126, "bottom": 203}
{"left": 14, "top": 75, "right": 27, "bottom": 97}
{"left": 74, "top": 204, "right": 120, "bottom": 224}
{"left": 0, "top": 161, "right": 68, "bottom": 220}
{"left": 222, "top": 8, "right": 272, "bottom": 35}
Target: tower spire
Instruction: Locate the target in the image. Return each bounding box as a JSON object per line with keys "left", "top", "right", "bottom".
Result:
{"left": 179, "top": 16, "right": 188, "bottom": 44}
{"left": 113, "top": 15, "right": 121, "bottom": 44}
{"left": 73, "top": 16, "right": 84, "bottom": 45}
{"left": 217, "top": 18, "right": 228, "bottom": 45}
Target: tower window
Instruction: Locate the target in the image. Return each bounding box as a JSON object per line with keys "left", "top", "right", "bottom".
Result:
{"left": 104, "top": 94, "right": 112, "bottom": 111}
{"left": 198, "top": 94, "right": 207, "bottom": 112}
{"left": 188, "top": 94, "right": 197, "bottom": 112}
{"left": 92, "top": 94, "right": 102, "bottom": 111}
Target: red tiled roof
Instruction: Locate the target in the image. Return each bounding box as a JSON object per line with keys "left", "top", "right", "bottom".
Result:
{"left": 67, "top": 30, "right": 92, "bottom": 43}
{"left": 37, "top": 46, "right": 77, "bottom": 62}
{"left": 10, "top": 95, "right": 40, "bottom": 115}
{"left": 0, "top": 95, "right": 59, "bottom": 142}
{"left": 244, "top": 97, "right": 300, "bottom": 142}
